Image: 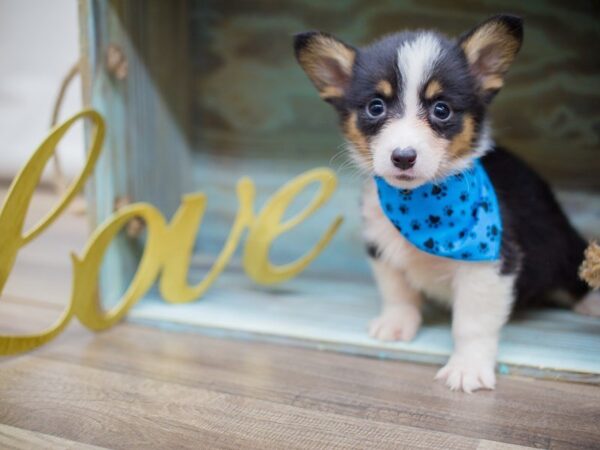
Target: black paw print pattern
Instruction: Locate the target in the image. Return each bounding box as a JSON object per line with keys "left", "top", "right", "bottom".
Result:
{"left": 423, "top": 238, "right": 440, "bottom": 252}
{"left": 400, "top": 189, "right": 413, "bottom": 201}
{"left": 486, "top": 224, "right": 499, "bottom": 241}
{"left": 431, "top": 184, "right": 448, "bottom": 199}
{"left": 425, "top": 215, "right": 442, "bottom": 228}
{"left": 376, "top": 161, "right": 500, "bottom": 262}
{"left": 471, "top": 199, "right": 492, "bottom": 217}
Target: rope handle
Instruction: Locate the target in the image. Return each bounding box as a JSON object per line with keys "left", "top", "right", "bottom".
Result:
{"left": 49, "top": 60, "right": 81, "bottom": 197}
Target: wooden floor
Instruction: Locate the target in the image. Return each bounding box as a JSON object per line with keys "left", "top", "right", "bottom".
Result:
{"left": 1, "top": 187, "right": 600, "bottom": 450}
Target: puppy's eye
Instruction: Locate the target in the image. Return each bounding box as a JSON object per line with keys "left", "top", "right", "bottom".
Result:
{"left": 366, "top": 98, "right": 386, "bottom": 118}
{"left": 431, "top": 101, "right": 452, "bottom": 121}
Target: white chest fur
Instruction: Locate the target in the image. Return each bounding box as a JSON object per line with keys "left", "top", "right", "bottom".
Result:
{"left": 362, "top": 179, "right": 482, "bottom": 305}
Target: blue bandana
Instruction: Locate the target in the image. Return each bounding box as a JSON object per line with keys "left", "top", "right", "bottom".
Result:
{"left": 374, "top": 160, "right": 502, "bottom": 261}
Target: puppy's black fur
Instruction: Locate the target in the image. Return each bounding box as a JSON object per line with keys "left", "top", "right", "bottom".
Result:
{"left": 483, "top": 147, "right": 589, "bottom": 307}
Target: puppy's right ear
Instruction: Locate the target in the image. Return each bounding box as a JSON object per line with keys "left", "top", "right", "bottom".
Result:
{"left": 294, "top": 31, "right": 356, "bottom": 101}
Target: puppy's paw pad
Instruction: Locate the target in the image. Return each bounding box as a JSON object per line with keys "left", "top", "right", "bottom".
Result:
{"left": 435, "top": 359, "right": 496, "bottom": 393}
{"left": 368, "top": 307, "right": 421, "bottom": 342}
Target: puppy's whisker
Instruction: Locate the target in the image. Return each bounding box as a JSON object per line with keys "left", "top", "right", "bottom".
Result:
{"left": 328, "top": 146, "right": 349, "bottom": 167}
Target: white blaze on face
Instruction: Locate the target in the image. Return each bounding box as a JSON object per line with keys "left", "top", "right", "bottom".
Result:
{"left": 372, "top": 33, "right": 446, "bottom": 187}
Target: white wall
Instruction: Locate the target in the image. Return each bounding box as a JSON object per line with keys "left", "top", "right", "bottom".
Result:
{"left": 0, "top": 0, "right": 84, "bottom": 182}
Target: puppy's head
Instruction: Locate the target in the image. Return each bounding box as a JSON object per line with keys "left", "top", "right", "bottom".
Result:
{"left": 294, "top": 15, "right": 523, "bottom": 188}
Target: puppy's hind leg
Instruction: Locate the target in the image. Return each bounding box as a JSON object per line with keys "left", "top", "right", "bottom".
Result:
{"left": 574, "top": 291, "right": 600, "bottom": 317}
{"left": 369, "top": 258, "right": 423, "bottom": 342}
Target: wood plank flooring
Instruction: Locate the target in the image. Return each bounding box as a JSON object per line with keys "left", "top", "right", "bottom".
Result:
{"left": 1, "top": 187, "right": 599, "bottom": 450}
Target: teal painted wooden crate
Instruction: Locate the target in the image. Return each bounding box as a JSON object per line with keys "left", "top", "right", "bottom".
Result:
{"left": 79, "top": 0, "right": 600, "bottom": 382}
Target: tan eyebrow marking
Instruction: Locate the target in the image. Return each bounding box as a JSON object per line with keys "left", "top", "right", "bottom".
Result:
{"left": 376, "top": 80, "right": 393, "bottom": 97}
{"left": 424, "top": 79, "right": 443, "bottom": 99}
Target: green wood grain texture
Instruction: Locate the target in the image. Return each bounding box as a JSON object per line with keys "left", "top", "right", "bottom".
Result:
{"left": 186, "top": 0, "right": 600, "bottom": 278}
{"left": 190, "top": 0, "right": 600, "bottom": 190}
{"left": 80, "top": 0, "right": 193, "bottom": 303}
{"left": 79, "top": 0, "right": 600, "bottom": 295}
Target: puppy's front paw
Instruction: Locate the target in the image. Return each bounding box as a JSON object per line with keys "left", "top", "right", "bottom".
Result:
{"left": 435, "top": 356, "right": 496, "bottom": 393}
{"left": 368, "top": 305, "right": 421, "bottom": 342}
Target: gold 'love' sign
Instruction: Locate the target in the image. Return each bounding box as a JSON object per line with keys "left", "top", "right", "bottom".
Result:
{"left": 0, "top": 110, "right": 342, "bottom": 355}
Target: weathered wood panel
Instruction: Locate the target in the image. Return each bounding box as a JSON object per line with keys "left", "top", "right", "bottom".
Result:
{"left": 186, "top": 0, "right": 600, "bottom": 279}
{"left": 130, "top": 267, "right": 600, "bottom": 383}
{"left": 80, "top": 0, "right": 194, "bottom": 303}
{"left": 190, "top": 0, "right": 600, "bottom": 190}
{"left": 79, "top": 1, "right": 600, "bottom": 290}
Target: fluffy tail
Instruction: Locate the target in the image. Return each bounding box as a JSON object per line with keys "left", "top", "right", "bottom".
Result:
{"left": 580, "top": 242, "right": 600, "bottom": 289}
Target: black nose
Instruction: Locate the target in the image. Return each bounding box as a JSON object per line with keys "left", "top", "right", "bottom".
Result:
{"left": 391, "top": 148, "right": 417, "bottom": 170}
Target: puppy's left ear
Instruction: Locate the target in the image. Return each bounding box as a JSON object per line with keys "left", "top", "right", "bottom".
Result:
{"left": 294, "top": 31, "right": 356, "bottom": 101}
{"left": 459, "top": 14, "right": 523, "bottom": 101}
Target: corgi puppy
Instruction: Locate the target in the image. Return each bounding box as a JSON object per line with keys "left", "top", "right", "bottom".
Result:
{"left": 294, "top": 14, "right": 598, "bottom": 392}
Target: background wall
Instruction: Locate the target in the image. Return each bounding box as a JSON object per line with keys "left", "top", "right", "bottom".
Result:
{"left": 0, "top": 0, "right": 83, "bottom": 182}
{"left": 4, "top": 1, "right": 597, "bottom": 188}
{"left": 189, "top": 0, "right": 600, "bottom": 191}
{"left": 81, "top": 0, "right": 600, "bottom": 285}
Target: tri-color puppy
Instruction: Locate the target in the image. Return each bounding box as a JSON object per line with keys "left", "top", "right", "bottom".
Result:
{"left": 294, "top": 15, "right": 598, "bottom": 392}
